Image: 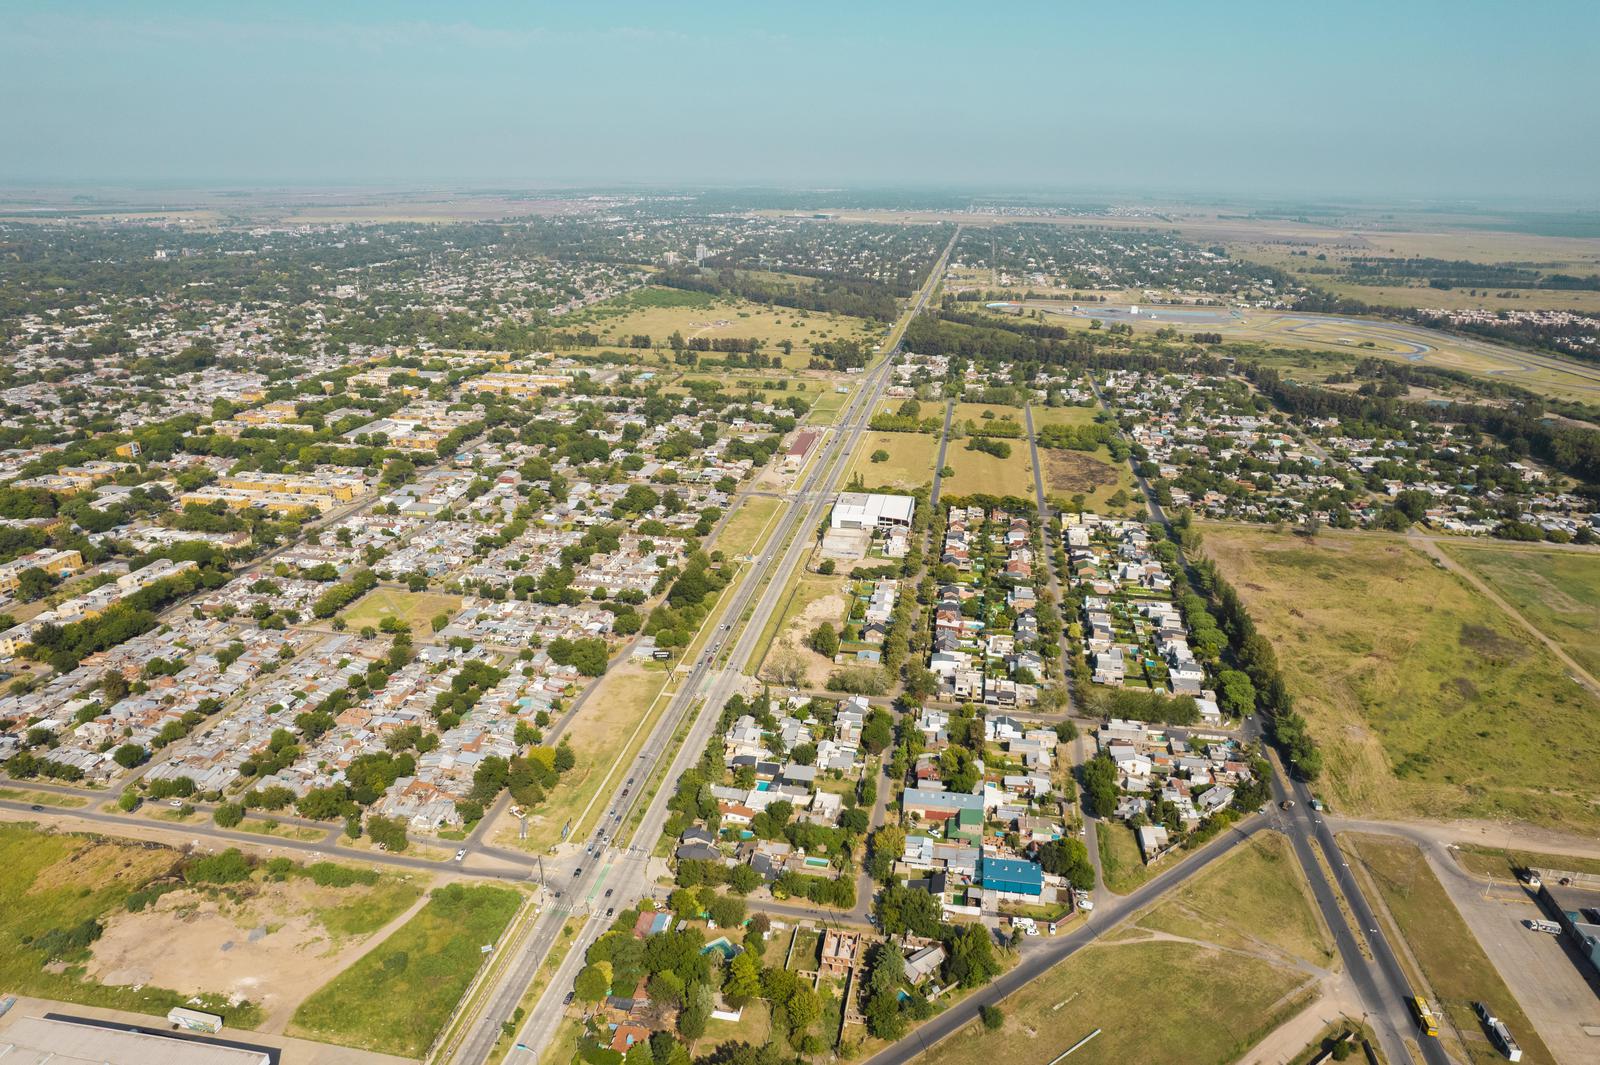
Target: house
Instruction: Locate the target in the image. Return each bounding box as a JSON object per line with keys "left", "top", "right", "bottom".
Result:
{"left": 904, "top": 943, "right": 946, "bottom": 985}
{"left": 980, "top": 856, "right": 1044, "bottom": 900}
{"left": 819, "top": 928, "right": 865, "bottom": 977}
{"left": 1137, "top": 824, "right": 1171, "bottom": 861}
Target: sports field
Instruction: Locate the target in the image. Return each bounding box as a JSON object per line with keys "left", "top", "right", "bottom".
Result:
{"left": 339, "top": 588, "right": 462, "bottom": 634}
{"left": 1200, "top": 525, "right": 1600, "bottom": 832}
{"left": 1034, "top": 303, "right": 1600, "bottom": 403}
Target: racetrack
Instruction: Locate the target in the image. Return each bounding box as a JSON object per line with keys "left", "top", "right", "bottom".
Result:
{"left": 1029, "top": 301, "right": 1600, "bottom": 400}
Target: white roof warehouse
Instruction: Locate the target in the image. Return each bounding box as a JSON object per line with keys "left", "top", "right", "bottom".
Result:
{"left": 830, "top": 492, "right": 915, "bottom": 531}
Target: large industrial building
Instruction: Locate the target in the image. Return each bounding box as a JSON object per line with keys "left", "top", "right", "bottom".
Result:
{"left": 0, "top": 1016, "right": 270, "bottom": 1065}
{"left": 829, "top": 492, "right": 915, "bottom": 532}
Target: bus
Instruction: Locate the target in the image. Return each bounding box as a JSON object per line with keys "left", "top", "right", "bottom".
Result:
{"left": 1410, "top": 996, "right": 1439, "bottom": 1037}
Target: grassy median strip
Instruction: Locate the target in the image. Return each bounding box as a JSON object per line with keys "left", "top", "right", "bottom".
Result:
{"left": 1345, "top": 833, "right": 1557, "bottom": 1065}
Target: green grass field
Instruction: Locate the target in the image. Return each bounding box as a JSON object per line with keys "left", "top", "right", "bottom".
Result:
{"left": 553, "top": 287, "right": 880, "bottom": 371}
{"left": 920, "top": 938, "right": 1310, "bottom": 1065}
{"left": 718, "top": 495, "right": 784, "bottom": 559}
{"left": 1346, "top": 834, "right": 1557, "bottom": 1065}
{"left": 941, "top": 441, "right": 1037, "bottom": 500}
{"left": 312, "top": 875, "right": 424, "bottom": 938}
{"left": 1200, "top": 525, "right": 1600, "bottom": 832}
{"left": 1439, "top": 542, "right": 1600, "bottom": 678}
{"left": 848, "top": 430, "right": 940, "bottom": 492}
{"left": 924, "top": 829, "right": 1326, "bottom": 1065}
{"left": 0, "top": 823, "right": 263, "bottom": 1027}
{"left": 1137, "top": 831, "right": 1334, "bottom": 968}
{"left": 339, "top": 588, "right": 462, "bottom": 635}
{"left": 290, "top": 883, "right": 521, "bottom": 1057}
{"left": 1096, "top": 821, "right": 1152, "bottom": 895}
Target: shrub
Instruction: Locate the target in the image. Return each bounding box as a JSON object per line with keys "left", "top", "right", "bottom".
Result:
{"left": 185, "top": 847, "right": 253, "bottom": 884}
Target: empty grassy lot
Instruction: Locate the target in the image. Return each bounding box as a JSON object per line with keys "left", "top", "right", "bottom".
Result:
{"left": 0, "top": 823, "right": 262, "bottom": 1026}
{"left": 1199, "top": 525, "right": 1600, "bottom": 832}
{"left": 553, "top": 287, "right": 879, "bottom": 371}
{"left": 941, "top": 440, "right": 1037, "bottom": 500}
{"left": 517, "top": 659, "right": 673, "bottom": 852}
{"left": 924, "top": 830, "right": 1326, "bottom": 1065}
{"left": 847, "top": 430, "right": 939, "bottom": 492}
{"left": 1096, "top": 821, "right": 1152, "bottom": 895}
{"left": 1452, "top": 843, "right": 1600, "bottom": 881}
{"left": 339, "top": 588, "right": 461, "bottom": 635}
{"left": 1344, "top": 834, "right": 1557, "bottom": 1065}
{"left": 1137, "top": 831, "right": 1335, "bottom": 968}
{"left": 717, "top": 495, "right": 783, "bottom": 559}
{"left": 921, "top": 938, "right": 1310, "bottom": 1065}
{"left": 290, "top": 883, "right": 521, "bottom": 1057}
{"left": 1438, "top": 541, "right": 1600, "bottom": 678}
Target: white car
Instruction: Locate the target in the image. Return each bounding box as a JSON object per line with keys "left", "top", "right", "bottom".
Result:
{"left": 455, "top": 849, "right": 467, "bottom": 862}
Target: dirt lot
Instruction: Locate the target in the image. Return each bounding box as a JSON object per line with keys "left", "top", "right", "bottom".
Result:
{"left": 88, "top": 875, "right": 428, "bottom": 1031}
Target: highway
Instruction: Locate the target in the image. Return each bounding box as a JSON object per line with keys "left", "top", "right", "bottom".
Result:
{"left": 444, "top": 229, "right": 961, "bottom": 1065}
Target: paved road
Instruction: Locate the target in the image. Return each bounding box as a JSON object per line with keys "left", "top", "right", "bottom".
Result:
{"left": 1086, "top": 372, "right": 1445, "bottom": 1065}
{"left": 1021, "top": 401, "right": 1103, "bottom": 894}
{"left": 452, "top": 230, "right": 962, "bottom": 1065}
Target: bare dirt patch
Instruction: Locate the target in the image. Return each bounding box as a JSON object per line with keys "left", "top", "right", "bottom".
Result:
{"left": 1045, "top": 450, "right": 1118, "bottom": 492}
{"left": 786, "top": 588, "right": 847, "bottom": 686}
{"left": 88, "top": 875, "right": 424, "bottom": 1028}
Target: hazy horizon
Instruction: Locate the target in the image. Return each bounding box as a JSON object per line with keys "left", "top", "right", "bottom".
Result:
{"left": 4, "top": 0, "right": 1598, "bottom": 203}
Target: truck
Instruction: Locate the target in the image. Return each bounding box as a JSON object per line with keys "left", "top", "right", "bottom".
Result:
{"left": 1410, "top": 996, "right": 1439, "bottom": 1037}
{"left": 1474, "top": 1001, "right": 1523, "bottom": 1061}
{"left": 167, "top": 1007, "right": 224, "bottom": 1034}
{"left": 1525, "top": 918, "right": 1562, "bottom": 935}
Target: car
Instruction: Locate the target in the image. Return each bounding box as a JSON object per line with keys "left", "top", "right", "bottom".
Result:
{"left": 455, "top": 849, "right": 467, "bottom": 862}
{"left": 626, "top": 777, "right": 634, "bottom": 786}
{"left": 169, "top": 799, "right": 184, "bottom": 808}
{"left": 563, "top": 992, "right": 574, "bottom": 1005}
{"left": 574, "top": 867, "right": 584, "bottom": 878}
{"left": 606, "top": 907, "right": 615, "bottom": 917}
{"left": 1279, "top": 799, "right": 1295, "bottom": 809}
{"left": 621, "top": 788, "right": 630, "bottom": 797}
{"left": 605, "top": 888, "right": 614, "bottom": 897}
{"left": 29, "top": 804, "right": 43, "bottom": 812}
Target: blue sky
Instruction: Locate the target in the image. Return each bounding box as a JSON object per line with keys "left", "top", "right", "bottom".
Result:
{"left": 3, "top": 1, "right": 1596, "bottom": 201}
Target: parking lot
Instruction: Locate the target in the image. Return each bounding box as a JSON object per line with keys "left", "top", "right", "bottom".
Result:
{"left": 1433, "top": 846, "right": 1600, "bottom": 1064}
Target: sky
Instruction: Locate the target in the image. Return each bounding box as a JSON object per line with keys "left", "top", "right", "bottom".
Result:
{"left": 3, "top": 0, "right": 1597, "bottom": 203}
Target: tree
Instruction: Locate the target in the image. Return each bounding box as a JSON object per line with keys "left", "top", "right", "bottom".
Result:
{"left": 808, "top": 623, "right": 839, "bottom": 658}
{"left": 863, "top": 943, "right": 907, "bottom": 1040}
{"left": 214, "top": 802, "right": 245, "bottom": 828}
{"left": 112, "top": 743, "right": 147, "bottom": 769}
{"left": 678, "top": 983, "right": 712, "bottom": 1042}
{"left": 868, "top": 824, "right": 905, "bottom": 882}
{"left": 871, "top": 449, "right": 890, "bottom": 463}
{"left": 1217, "top": 669, "right": 1256, "bottom": 717}
{"left": 574, "top": 963, "right": 610, "bottom": 1004}
{"left": 946, "top": 923, "right": 1000, "bottom": 988}
{"left": 725, "top": 949, "right": 762, "bottom": 1007}
{"left": 783, "top": 984, "right": 821, "bottom": 1039}
{"left": 980, "top": 1004, "right": 1004, "bottom": 1030}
